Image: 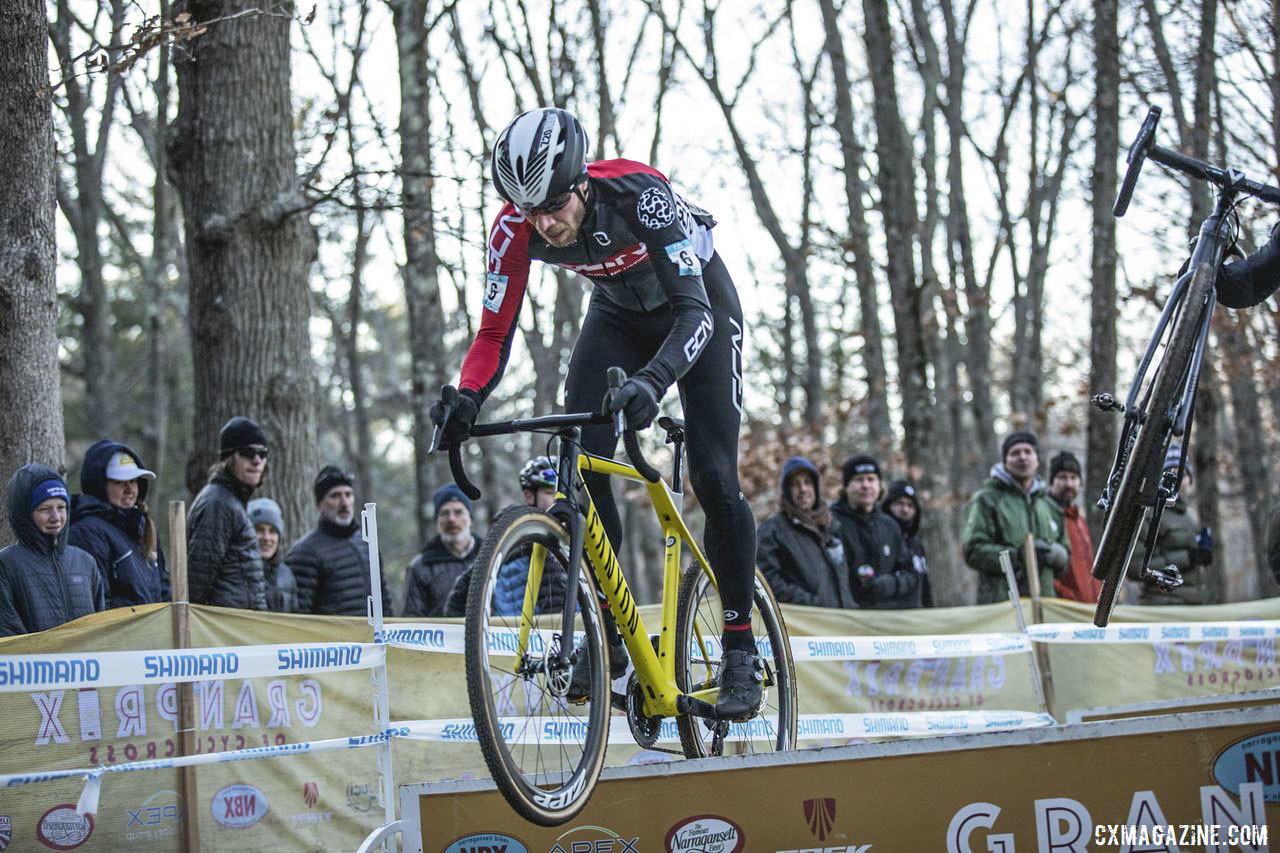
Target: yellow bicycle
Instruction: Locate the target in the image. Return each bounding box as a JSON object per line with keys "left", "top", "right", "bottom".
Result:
{"left": 432, "top": 369, "right": 797, "bottom": 825}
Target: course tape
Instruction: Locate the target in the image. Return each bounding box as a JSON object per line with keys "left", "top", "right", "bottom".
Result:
{"left": 1027, "top": 621, "right": 1280, "bottom": 644}
{"left": 0, "top": 641, "right": 384, "bottom": 692}
{"left": 381, "top": 622, "right": 1031, "bottom": 661}
{"left": 395, "top": 710, "right": 1054, "bottom": 746}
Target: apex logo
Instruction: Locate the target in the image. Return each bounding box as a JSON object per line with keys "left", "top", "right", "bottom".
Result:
{"left": 805, "top": 797, "right": 836, "bottom": 841}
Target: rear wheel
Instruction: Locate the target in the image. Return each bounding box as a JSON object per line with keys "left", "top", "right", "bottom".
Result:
{"left": 1092, "top": 263, "right": 1211, "bottom": 626}
{"left": 674, "top": 564, "right": 798, "bottom": 757}
{"left": 464, "top": 506, "right": 609, "bottom": 825}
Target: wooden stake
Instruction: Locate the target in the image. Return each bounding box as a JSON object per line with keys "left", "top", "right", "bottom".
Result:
{"left": 1023, "top": 533, "right": 1056, "bottom": 715}
{"left": 169, "top": 501, "right": 201, "bottom": 853}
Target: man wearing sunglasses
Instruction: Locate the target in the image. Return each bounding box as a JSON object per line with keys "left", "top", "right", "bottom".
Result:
{"left": 431, "top": 107, "right": 761, "bottom": 720}
{"left": 187, "top": 416, "right": 270, "bottom": 610}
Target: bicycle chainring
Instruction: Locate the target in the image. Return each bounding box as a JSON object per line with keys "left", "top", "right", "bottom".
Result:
{"left": 625, "top": 672, "right": 663, "bottom": 749}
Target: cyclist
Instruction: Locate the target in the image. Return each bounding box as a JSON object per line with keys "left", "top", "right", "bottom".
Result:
{"left": 443, "top": 456, "right": 568, "bottom": 617}
{"left": 430, "top": 107, "right": 762, "bottom": 720}
{"left": 1216, "top": 222, "right": 1280, "bottom": 308}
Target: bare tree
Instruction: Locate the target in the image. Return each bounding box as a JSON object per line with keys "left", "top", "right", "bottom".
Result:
{"left": 170, "top": 0, "right": 321, "bottom": 539}
{"left": 0, "top": 0, "right": 66, "bottom": 544}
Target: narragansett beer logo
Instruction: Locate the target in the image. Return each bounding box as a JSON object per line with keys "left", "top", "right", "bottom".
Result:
{"left": 665, "top": 815, "right": 745, "bottom": 853}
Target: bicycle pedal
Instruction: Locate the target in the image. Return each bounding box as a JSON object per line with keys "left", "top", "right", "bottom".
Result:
{"left": 1091, "top": 393, "right": 1124, "bottom": 414}
{"left": 1143, "top": 564, "right": 1184, "bottom": 591}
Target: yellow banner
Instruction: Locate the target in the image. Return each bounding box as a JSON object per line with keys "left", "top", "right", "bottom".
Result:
{"left": 0, "top": 597, "right": 1276, "bottom": 849}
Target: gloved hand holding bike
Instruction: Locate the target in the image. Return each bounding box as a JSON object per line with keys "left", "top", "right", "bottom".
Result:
{"left": 605, "top": 375, "right": 660, "bottom": 431}
{"left": 429, "top": 388, "right": 480, "bottom": 446}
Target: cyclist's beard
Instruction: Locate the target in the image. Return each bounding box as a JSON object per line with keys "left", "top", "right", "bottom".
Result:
{"left": 536, "top": 204, "right": 587, "bottom": 247}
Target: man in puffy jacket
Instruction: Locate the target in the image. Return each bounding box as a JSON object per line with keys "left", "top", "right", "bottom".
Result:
{"left": 444, "top": 456, "right": 568, "bottom": 617}
{"left": 758, "top": 456, "right": 855, "bottom": 608}
{"left": 880, "top": 479, "right": 933, "bottom": 607}
{"left": 1135, "top": 445, "right": 1214, "bottom": 605}
{"left": 961, "top": 431, "right": 1070, "bottom": 603}
{"left": 288, "top": 465, "right": 391, "bottom": 616}
{"left": 403, "top": 485, "right": 480, "bottom": 618}
{"left": 68, "top": 440, "right": 169, "bottom": 608}
{"left": 187, "top": 416, "right": 269, "bottom": 610}
{"left": 1, "top": 465, "right": 106, "bottom": 635}
{"left": 831, "top": 454, "right": 920, "bottom": 609}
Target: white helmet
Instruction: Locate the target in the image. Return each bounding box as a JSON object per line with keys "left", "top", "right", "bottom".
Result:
{"left": 491, "top": 107, "right": 589, "bottom": 213}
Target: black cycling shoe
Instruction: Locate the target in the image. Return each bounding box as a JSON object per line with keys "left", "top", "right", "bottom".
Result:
{"left": 714, "top": 649, "right": 764, "bottom": 721}
{"left": 566, "top": 635, "right": 629, "bottom": 703}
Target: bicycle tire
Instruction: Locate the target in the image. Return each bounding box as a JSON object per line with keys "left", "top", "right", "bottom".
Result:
{"left": 464, "top": 505, "right": 610, "bottom": 826}
{"left": 674, "top": 564, "right": 798, "bottom": 758}
{"left": 1092, "top": 261, "right": 1214, "bottom": 626}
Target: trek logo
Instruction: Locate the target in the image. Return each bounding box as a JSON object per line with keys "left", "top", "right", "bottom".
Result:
{"left": 683, "top": 311, "right": 713, "bottom": 362}
{"left": 211, "top": 783, "right": 268, "bottom": 828}
{"left": 805, "top": 798, "right": 836, "bottom": 841}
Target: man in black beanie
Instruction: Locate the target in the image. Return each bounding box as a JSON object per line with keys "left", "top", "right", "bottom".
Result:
{"left": 287, "top": 464, "right": 392, "bottom": 615}
{"left": 830, "top": 454, "right": 920, "bottom": 608}
{"left": 961, "top": 431, "right": 1070, "bottom": 603}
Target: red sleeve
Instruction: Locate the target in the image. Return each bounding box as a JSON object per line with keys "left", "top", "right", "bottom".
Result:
{"left": 459, "top": 205, "right": 533, "bottom": 402}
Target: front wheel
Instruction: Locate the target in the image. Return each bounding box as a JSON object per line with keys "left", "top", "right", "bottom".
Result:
{"left": 674, "top": 564, "right": 798, "bottom": 758}
{"left": 464, "top": 506, "right": 609, "bottom": 826}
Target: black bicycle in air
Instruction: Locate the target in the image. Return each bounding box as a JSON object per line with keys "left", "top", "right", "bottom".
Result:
{"left": 1090, "top": 105, "right": 1280, "bottom": 627}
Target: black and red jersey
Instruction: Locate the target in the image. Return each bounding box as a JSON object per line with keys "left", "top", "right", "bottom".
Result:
{"left": 459, "top": 159, "right": 720, "bottom": 404}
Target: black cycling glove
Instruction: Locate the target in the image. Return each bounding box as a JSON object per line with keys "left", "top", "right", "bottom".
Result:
{"left": 608, "top": 377, "right": 660, "bottom": 430}
{"left": 429, "top": 389, "right": 480, "bottom": 445}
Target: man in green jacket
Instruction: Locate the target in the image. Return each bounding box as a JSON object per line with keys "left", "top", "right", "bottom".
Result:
{"left": 962, "top": 432, "right": 1070, "bottom": 604}
{"left": 1136, "top": 445, "right": 1214, "bottom": 605}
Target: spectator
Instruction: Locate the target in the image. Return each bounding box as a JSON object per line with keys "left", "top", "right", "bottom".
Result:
{"left": 757, "top": 456, "right": 854, "bottom": 608}
{"left": 1135, "top": 445, "right": 1213, "bottom": 605}
{"left": 962, "top": 431, "right": 1070, "bottom": 603}
{"left": 445, "top": 456, "right": 568, "bottom": 617}
{"left": 288, "top": 465, "right": 390, "bottom": 615}
{"left": 248, "top": 497, "right": 298, "bottom": 612}
{"left": 68, "top": 440, "right": 169, "bottom": 608}
{"left": 831, "top": 454, "right": 920, "bottom": 609}
{"left": 881, "top": 479, "right": 934, "bottom": 607}
{"left": 1046, "top": 451, "right": 1100, "bottom": 604}
{"left": 403, "top": 484, "right": 480, "bottom": 618}
{"left": 187, "top": 416, "right": 269, "bottom": 610}
{"left": 0, "top": 464, "right": 105, "bottom": 635}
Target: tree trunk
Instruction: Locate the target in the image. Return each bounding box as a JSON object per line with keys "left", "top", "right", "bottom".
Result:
{"left": 1222, "top": 314, "right": 1274, "bottom": 595}
{"left": 394, "top": 0, "right": 449, "bottom": 544}
{"left": 170, "top": 0, "right": 320, "bottom": 540}
{"left": 860, "top": 0, "right": 933, "bottom": 476}
{"left": 1085, "top": 0, "right": 1120, "bottom": 542}
{"left": 0, "top": 0, "right": 65, "bottom": 546}
{"left": 818, "top": 0, "right": 892, "bottom": 453}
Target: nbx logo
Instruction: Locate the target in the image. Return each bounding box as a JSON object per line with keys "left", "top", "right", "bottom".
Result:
{"left": 805, "top": 797, "right": 836, "bottom": 841}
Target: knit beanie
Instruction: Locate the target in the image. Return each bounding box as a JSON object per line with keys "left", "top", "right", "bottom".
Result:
{"left": 247, "top": 498, "right": 286, "bottom": 538}
{"left": 313, "top": 465, "right": 355, "bottom": 504}
{"left": 1049, "top": 451, "right": 1082, "bottom": 481}
{"left": 780, "top": 456, "right": 820, "bottom": 492}
{"left": 219, "top": 416, "right": 268, "bottom": 459}
{"left": 841, "top": 454, "right": 881, "bottom": 487}
{"left": 1001, "top": 431, "right": 1039, "bottom": 461}
{"left": 433, "top": 483, "right": 473, "bottom": 517}
{"left": 29, "top": 478, "right": 69, "bottom": 512}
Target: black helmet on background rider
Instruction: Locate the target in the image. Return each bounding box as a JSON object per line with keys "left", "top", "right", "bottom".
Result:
{"left": 491, "top": 108, "right": 589, "bottom": 215}
{"left": 519, "top": 456, "right": 558, "bottom": 491}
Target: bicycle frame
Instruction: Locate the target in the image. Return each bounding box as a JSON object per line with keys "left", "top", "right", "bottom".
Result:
{"left": 512, "top": 429, "right": 721, "bottom": 720}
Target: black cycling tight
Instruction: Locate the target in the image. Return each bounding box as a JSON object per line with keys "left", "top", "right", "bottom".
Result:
{"left": 564, "top": 253, "right": 757, "bottom": 630}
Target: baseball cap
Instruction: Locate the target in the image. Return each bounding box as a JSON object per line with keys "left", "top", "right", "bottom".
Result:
{"left": 106, "top": 451, "right": 156, "bottom": 482}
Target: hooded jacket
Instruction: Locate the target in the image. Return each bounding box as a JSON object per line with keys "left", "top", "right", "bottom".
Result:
{"left": 68, "top": 440, "right": 169, "bottom": 608}
{"left": 961, "top": 464, "right": 1068, "bottom": 604}
{"left": 0, "top": 464, "right": 106, "bottom": 635}
{"left": 880, "top": 480, "right": 933, "bottom": 608}
{"left": 758, "top": 460, "right": 855, "bottom": 608}
{"left": 287, "top": 515, "right": 391, "bottom": 616}
{"left": 187, "top": 470, "right": 267, "bottom": 610}
{"left": 830, "top": 494, "right": 918, "bottom": 609}
{"left": 403, "top": 534, "right": 480, "bottom": 617}
{"left": 444, "top": 511, "right": 569, "bottom": 618}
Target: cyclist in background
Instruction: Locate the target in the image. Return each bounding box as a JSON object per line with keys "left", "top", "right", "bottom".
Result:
{"left": 430, "top": 107, "right": 762, "bottom": 720}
